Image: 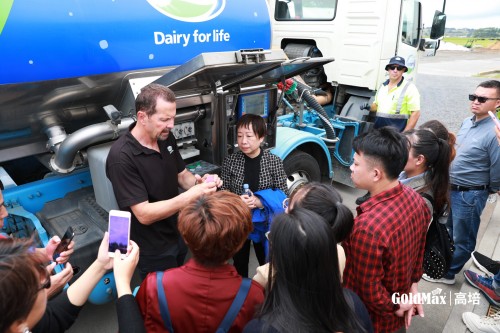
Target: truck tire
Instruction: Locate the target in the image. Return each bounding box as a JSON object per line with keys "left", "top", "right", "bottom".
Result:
{"left": 283, "top": 151, "right": 321, "bottom": 195}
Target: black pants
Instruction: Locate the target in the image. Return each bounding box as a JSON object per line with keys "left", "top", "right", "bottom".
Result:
{"left": 233, "top": 239, "right": 266, "bottom": 278}
{"left": 137, "top": 237, "right": 188, "bottom": 281}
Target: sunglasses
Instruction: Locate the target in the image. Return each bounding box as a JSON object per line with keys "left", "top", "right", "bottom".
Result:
{"left": 387, "top": 65, "right": 405, "bottom": 71}
{"left": 468, "top": 94, "right": 500, "bottom": 104}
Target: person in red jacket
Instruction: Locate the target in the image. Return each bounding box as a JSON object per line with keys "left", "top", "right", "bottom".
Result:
{"left": 136, "top": 191, "right": 264, "bottom": 333}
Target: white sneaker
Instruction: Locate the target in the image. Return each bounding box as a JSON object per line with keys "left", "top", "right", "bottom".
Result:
{"left": 422, "top": 273, "right": 456, "bottom": 285}
{"left": 462, "top": 312, "right": 500, "bottom": 333}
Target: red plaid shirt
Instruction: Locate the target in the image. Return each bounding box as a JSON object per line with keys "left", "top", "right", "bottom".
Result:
{"left": 343, "top": 183, "right": 430, "bottom": 333}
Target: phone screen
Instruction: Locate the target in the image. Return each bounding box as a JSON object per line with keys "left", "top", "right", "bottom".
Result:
{"left": 108, "top": 214, "right": 130, "bottom": 255}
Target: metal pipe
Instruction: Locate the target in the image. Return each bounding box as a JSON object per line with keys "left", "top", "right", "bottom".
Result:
{"left": 49, "top": 117, "right": 135, "bottom": 173}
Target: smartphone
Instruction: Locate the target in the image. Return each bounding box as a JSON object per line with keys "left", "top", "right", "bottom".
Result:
{"left": 108, "top": 210, "right": 131, "bottom": 258}
{"left": 53, "top": 226, "right": 75, "bottom": 261}
{"left": 488, "top": 111, "right": 500, "bottom": 130}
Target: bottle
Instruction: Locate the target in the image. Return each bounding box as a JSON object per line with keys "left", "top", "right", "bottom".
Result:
{"left": 243, "top": 183, "right": 252, "bottom": 197}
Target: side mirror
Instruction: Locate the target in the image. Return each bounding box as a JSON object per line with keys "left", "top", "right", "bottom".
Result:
{"left": 430, "top": 11, "right": 446, "bottom": 39}
{"left": 418, "top": 39, "right": 426, "bottom": 51}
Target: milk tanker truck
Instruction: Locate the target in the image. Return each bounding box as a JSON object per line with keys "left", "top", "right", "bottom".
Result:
{"left": 0, "top": 0, "right": 445, "bottom": 303}
{"left": 0, "top": 0, "right": 333, "bottom": 303}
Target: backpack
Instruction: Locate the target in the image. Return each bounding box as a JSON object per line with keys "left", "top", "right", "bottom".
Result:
{"left": 155, "top": 271, "right": 252, "bottom": 333}
{"left": 420, "top": 193, "right": 455, "bottom": 279}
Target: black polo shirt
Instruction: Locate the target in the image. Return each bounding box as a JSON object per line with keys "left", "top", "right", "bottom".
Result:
{"left": 106, "top": 123, "right": 185, "bottom": 255}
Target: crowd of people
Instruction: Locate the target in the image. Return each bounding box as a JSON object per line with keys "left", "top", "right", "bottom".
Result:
{"left": 1, "top": 68, "right": 500, "bottom": 332}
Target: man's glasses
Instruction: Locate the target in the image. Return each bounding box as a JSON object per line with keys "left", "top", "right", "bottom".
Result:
{"left": 387, "top": 65, "right": 405, "bottom": 71}
{"left": 468, "top": 94, "right": 500, "bottom": 104}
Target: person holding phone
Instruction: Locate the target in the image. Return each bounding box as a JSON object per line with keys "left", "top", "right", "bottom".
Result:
{"left": 106, "top": 83, "right": 222, "bottom": 279}
{"left": 423, "top": 80, "right": 500, "bottom": 286}
{"left": 0, "top": 179, "right": 75, "bottom": 298}
{"left": 220, "top": 114, "right": 288, "bottom": 277}
{"left": 0, "top": 232, "right": 144, "bottom": 333}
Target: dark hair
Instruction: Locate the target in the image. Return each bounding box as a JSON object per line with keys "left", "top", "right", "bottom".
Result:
{"left": 289, "top": 182, "right": 353, "bottom": 242}
{"left": 0, "top": 238, "right": 47, "bottom": 333}
{"left": 0, "top": 179, "right": 3, "bottom": 190}
{"left": 135, "top": 83, "right": 176, "bottom": 117}
{"left": 260, "top": 209, "right": 365, "bottom": 332}
{"left": 236, "top": 114, "right": 267, "bottom": 138}
{"left": 404, "top": 129, "right": 451, "bottom": 213}
{"left": 178, "top": 191, "right": 252, "bottom": 266}
{"left": 478, "top": 80, "right": 500, "bottom": 97}
{"left": 419, "top": 120, "right": 456, "bottom": 162}
{"left": 352, "top": 127, "right": 409, "bottom": 180}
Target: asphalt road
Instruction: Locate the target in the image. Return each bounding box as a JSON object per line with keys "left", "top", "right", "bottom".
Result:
{"left": 67, "top": 49, "right": 500, "bottom": 333}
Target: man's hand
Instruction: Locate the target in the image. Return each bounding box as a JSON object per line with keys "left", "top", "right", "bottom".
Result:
{"left": 360, "top": 102, "right": 371, "bottom": 111}
{"left": 201, "top": 173, "right": 223, "bottom": 188}
{"left": 46, "top": 262, "right": 74, "bottom": 298}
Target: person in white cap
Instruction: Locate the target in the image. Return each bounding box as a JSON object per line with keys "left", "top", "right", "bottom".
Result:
{"left": 360, "top": 56, "right": 421, "bottom": 132}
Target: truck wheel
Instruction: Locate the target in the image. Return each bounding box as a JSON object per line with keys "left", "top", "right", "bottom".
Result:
{"left": 283, "top": 151, "right": 321, "bottom": 195}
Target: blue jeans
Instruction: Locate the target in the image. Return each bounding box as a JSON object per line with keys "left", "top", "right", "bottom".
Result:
{"left": 445, "top": 189, "right": 489, "bottom": 279}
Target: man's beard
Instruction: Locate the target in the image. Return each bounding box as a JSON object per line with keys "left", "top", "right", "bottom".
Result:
{"left": 157, "top": 131, "right": 170, "bottom": 141}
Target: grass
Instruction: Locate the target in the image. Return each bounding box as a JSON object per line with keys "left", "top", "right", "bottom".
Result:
{"left": 443, "top": 37, "right": 499, "bottom": 48}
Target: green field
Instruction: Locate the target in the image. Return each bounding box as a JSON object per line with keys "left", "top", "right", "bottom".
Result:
{"left": 443, "top": 37, "right": 499, "bottom": 48}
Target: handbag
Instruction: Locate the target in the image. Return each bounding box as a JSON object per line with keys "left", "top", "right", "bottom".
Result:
{"left": 420, "top": 193, "right": 455, "bottom": 279}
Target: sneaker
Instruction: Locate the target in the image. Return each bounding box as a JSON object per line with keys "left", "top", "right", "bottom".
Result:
{"left": 355, "top": 192, "right": 371, "bottom": 205}
{"left": 472, "top": 251, "right": 500, "bottom": 277}
{"left": 464, "top": 270, "right": 500, "bottom": 307}
{"left": 462, "top": 312, "right": 500, "bottom": 333}
{"left": 422, "top": 273, "right": 456, "bottom": 285}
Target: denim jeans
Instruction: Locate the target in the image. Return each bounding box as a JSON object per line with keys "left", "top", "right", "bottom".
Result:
{"left": 445, "top": 189, "right": 489, "bottom": 279}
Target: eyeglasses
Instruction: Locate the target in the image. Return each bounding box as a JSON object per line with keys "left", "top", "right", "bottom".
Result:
{"left": 38, "top": 265, "right": 51, "bottom": 291}
{"left": 282, "top": 198, "right": 289, "bottom": 210}
{"left": 388, "top": 65, "right": 405, "bottom": 71}
{"left": 468, "top": 94, "right": 500, "bottom": 103}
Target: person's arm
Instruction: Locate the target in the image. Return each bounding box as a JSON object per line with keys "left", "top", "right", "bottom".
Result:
{"left": 113, "top": 241, "right": 146, "bottom": 333}
{"left": 404, "top": 110, "right": 420, "bottom": 131}
{"left": 346, "top": 228, "right": 396, "bottom": 317}
{"left": 66, "top": 233, "right": 113, "bottom": 306}
{"left": 130, "top": 175, "right": 218, "bottom": 226}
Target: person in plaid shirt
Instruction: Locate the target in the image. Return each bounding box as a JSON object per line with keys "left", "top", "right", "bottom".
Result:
{"left": 343, "top": 127, "right": 430, "bottom": 333}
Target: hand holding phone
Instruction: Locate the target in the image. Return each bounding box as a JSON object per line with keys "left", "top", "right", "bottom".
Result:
{"left": 488, "top": 111, "right": 500, "bottom": 130}
{"left": 53, "top": 226, "right": 75, "bottom": 261}
{"left": 108, "top": 210, "right": 131, "bottom": 258}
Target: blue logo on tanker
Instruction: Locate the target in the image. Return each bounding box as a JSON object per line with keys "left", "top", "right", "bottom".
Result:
{"left": 0, "top": 0, "right": 270, "bottom": 85}
{"left": 147, "top": 0, "right": 225, "bottom": 22}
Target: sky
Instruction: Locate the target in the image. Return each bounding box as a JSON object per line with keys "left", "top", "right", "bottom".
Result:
{"left": 420, "top": 0, "right": 500, "bottom": 29}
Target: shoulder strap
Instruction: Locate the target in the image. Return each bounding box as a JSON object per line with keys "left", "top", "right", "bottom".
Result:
{"left": 156, "top": 271, "right": 175, "bottom": 333}
{"left": 216, "top": 278, "right": 252, "bottom": 333}
{"left": 395, "top": 78, "right": 413, "bottom": 115}
{"left": 419, "top": 192, "right": 434, "bottom": 207}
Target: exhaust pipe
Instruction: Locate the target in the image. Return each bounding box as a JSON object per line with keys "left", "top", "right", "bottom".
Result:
{"left": 48, "top": 117, "right": 135, "bottom": 173}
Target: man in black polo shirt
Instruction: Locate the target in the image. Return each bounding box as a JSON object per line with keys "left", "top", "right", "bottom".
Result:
{"left": 106, "top": 83, "right": 221, "bottom": 279}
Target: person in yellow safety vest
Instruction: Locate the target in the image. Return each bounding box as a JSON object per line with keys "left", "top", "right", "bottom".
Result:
{"left": 360, "top": 56, "right": 421, "bottom": 132}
